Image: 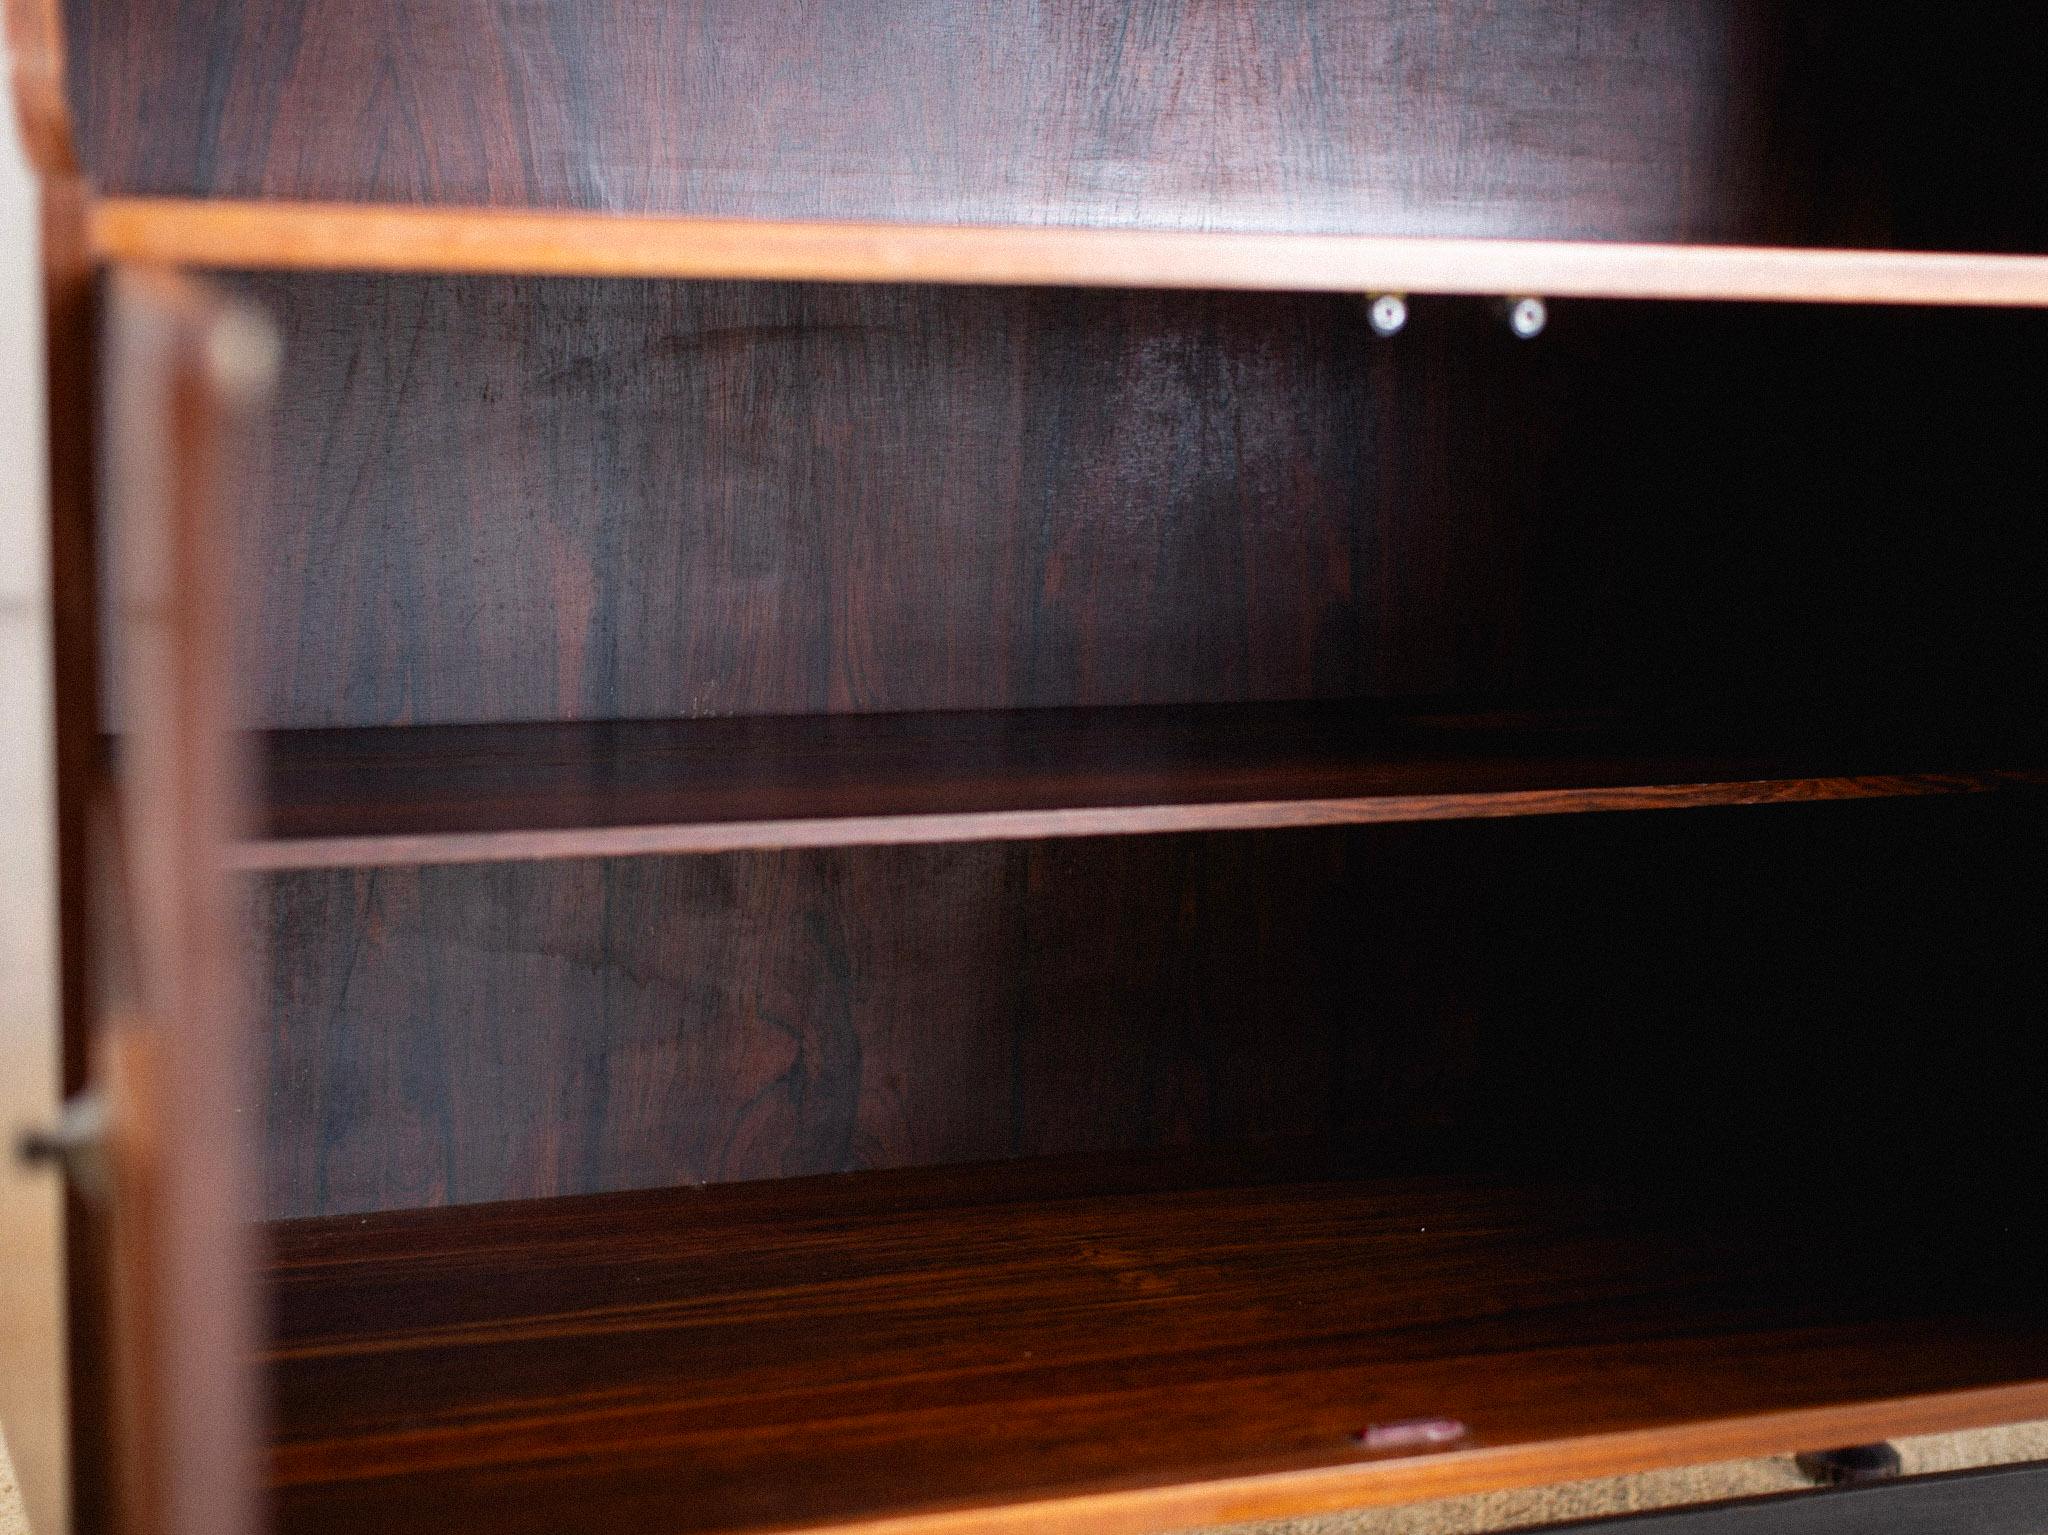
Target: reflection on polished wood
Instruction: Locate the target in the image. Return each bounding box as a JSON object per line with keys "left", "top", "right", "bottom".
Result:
{"left": 265, "top": 1145, "right": 2048, "bottom": 1535}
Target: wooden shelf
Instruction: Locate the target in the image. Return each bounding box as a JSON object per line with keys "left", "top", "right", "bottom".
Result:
{"left": 265, "top": 1145, "right": 2048, "bottom": 1535}
{"left": 234, "top": 704, "right": 2043, "bottom": 871}
{"left": 92, "top": 197, "right": 2048, "bottom": 304}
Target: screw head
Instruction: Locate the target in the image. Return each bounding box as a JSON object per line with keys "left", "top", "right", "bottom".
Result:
{"left": 1367, "top": 293, "right": 1408, "bottom": 337}
{"left": 1508, "top": 296, "right": 1547, "bottom": 339}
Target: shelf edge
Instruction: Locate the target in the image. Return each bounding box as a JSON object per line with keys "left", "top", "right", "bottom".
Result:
{"left": 782, "top": 1380, "right": 2048, "bottom": 1535}
{"left": 229, "top": 770, "right": 2040, "bottom": 872}
{"left": 89, "top": 199, "right": 2048, "bottom": 302}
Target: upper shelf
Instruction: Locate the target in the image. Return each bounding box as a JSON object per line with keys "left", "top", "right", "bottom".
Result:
{"left": 88, "top": 198, "right": 2048, "bottom": 303}
{"left": 62, "top": 5, "right": 2048, "bottom": 298}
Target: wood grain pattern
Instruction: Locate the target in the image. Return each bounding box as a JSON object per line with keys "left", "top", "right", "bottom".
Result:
{"left": 217, "top": 184, "right": 2048, "bottom": 1238}
{"left": 260, "top": 1147, "right": 2048, "bottom": 1535}
{"left": 86, "top": 200, "right": 2048, "bottom": 301}
{"left": 45, "top": 3, "right": 2048, "bottom": 1529}
{"left": 60, "top": 4, "right": 2048, "bottom": 253}
{"left": 235, "top": 706, "right": 2047, "bottom": 870}
{"left": 227, "top": 277, "right": 1400, "bottom": 728}
{"left": 217, "top": 276, "right": 2048, "bottom": 734}
{"left": 252, "top": 795, "right": 2048, "bottom": 1218}
{"left": 58, "top": 1, "right": 1793, "bottom": 237}
{"left": 253, "top": 831, "right": 1381, "bottom": 1216}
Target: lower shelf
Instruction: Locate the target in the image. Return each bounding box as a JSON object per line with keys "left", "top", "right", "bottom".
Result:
{"left": 236, "top": 702, "right": 2045, "bottom": 869}
{"left": 265, "top": 1145, "right": 2048, "bottom": 1535}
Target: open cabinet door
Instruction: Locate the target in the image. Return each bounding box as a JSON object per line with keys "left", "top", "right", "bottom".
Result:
{"left": 90, "top": 266, "right": 276, "bottom": 1535}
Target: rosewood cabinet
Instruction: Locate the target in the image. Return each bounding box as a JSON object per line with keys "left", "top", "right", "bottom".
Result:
{"left": 7, "top": 5, "right": 2048, "bottom": 1534}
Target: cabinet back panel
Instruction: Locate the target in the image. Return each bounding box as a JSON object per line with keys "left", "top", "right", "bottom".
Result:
{"left": 65, "top": 3, "right": 2048, "bottom": 250}
{"left": 233, "top": 279, "right": 1499, "bottom": 726}
{"left": 226, "top": 277, "right": 2048, "bottom": 730}
{"left": 255, "top": 797, "right": 2048, "bottom": 1219}
{"left": 255, "top": 831, "right": 1383, "bottom": 1217}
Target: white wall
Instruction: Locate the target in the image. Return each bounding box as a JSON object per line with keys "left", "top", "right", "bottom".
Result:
{"left": 0, "top": 43, "right": 70, "bottom": 1535}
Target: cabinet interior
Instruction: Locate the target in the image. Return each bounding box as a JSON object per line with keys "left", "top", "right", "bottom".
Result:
{"left": 60, "top": 1, "right": 2048, "bottom": 1530}
{"left": 212, "top": 279, "right": 2048, "bottom": 1534}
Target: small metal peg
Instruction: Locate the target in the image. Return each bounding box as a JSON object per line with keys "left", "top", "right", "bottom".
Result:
{"left": 17, "top": 1091, "right": 111, "bottom": 1200}
{"left": 1364, "top": 293, "right": 1408, "bottom": 338}
{"left": 1504, "top": 296, "right": 1548, "bottom": 339}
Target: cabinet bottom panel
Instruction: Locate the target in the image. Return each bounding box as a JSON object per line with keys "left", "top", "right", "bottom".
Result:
{"left": 263, "top": 1139, "right": 2048, "bottom": 1535}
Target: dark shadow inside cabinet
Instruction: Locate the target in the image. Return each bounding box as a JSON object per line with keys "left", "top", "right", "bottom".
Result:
{"left": 255, "top": 798, "right": 2048, "bottom": 1211}
{"left": 213, "top": 279, "right": 2048, "bottom": 1533}
{"left": 230, "top": 281, "right": 2048, "bottom": 1212}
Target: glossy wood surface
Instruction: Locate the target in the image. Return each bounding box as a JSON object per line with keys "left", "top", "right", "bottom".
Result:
{"left": 85, "top": 200, "right": 2048, "bottom": 301}
{"left": 98, "top": 268, "right": 276, "bottom": 1535}
{"left": 262, "top": 1146, "right": 2048, "bottom": 1535}
{"left": 60, "top": 4, "right": 2048, "bottom": 254}
{"left": 41, "top": 3, "right": 2048, "bottom": 1531}
{"left": 238, "top": 706, "right": 2045, "bottom": 870}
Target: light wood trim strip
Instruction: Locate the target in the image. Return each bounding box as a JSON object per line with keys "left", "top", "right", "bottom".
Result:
{"left": 88, "top": 197, "right": 2048, "bottom": 303}
{"left": 799, "top": 1381, "right": 2048, "bottom": 1535}
{"left": 227, "top": 770, "right": 2044, "bottom": 873}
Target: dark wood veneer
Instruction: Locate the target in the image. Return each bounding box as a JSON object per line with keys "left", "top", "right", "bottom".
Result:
{"left": 253, "top": 796, "right": 2048, "bottom": 1219}
{"left": 218, "top": 276, "right": 2048, "bottom": 735}
{"left": 240, "top": 705, "right": 2045, "bottom": 869}
{"left": 60, "top": 4, "right": 2048, "bottom": 253}
{"left": 261, "top": 1147, "right": 2048, "bottom": 1535}
{"left": 64, "top": 1, "right": 1788, "bottom": 237}
{"left": 34, "top": 2, "right": 2048, "bottom": 1533}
